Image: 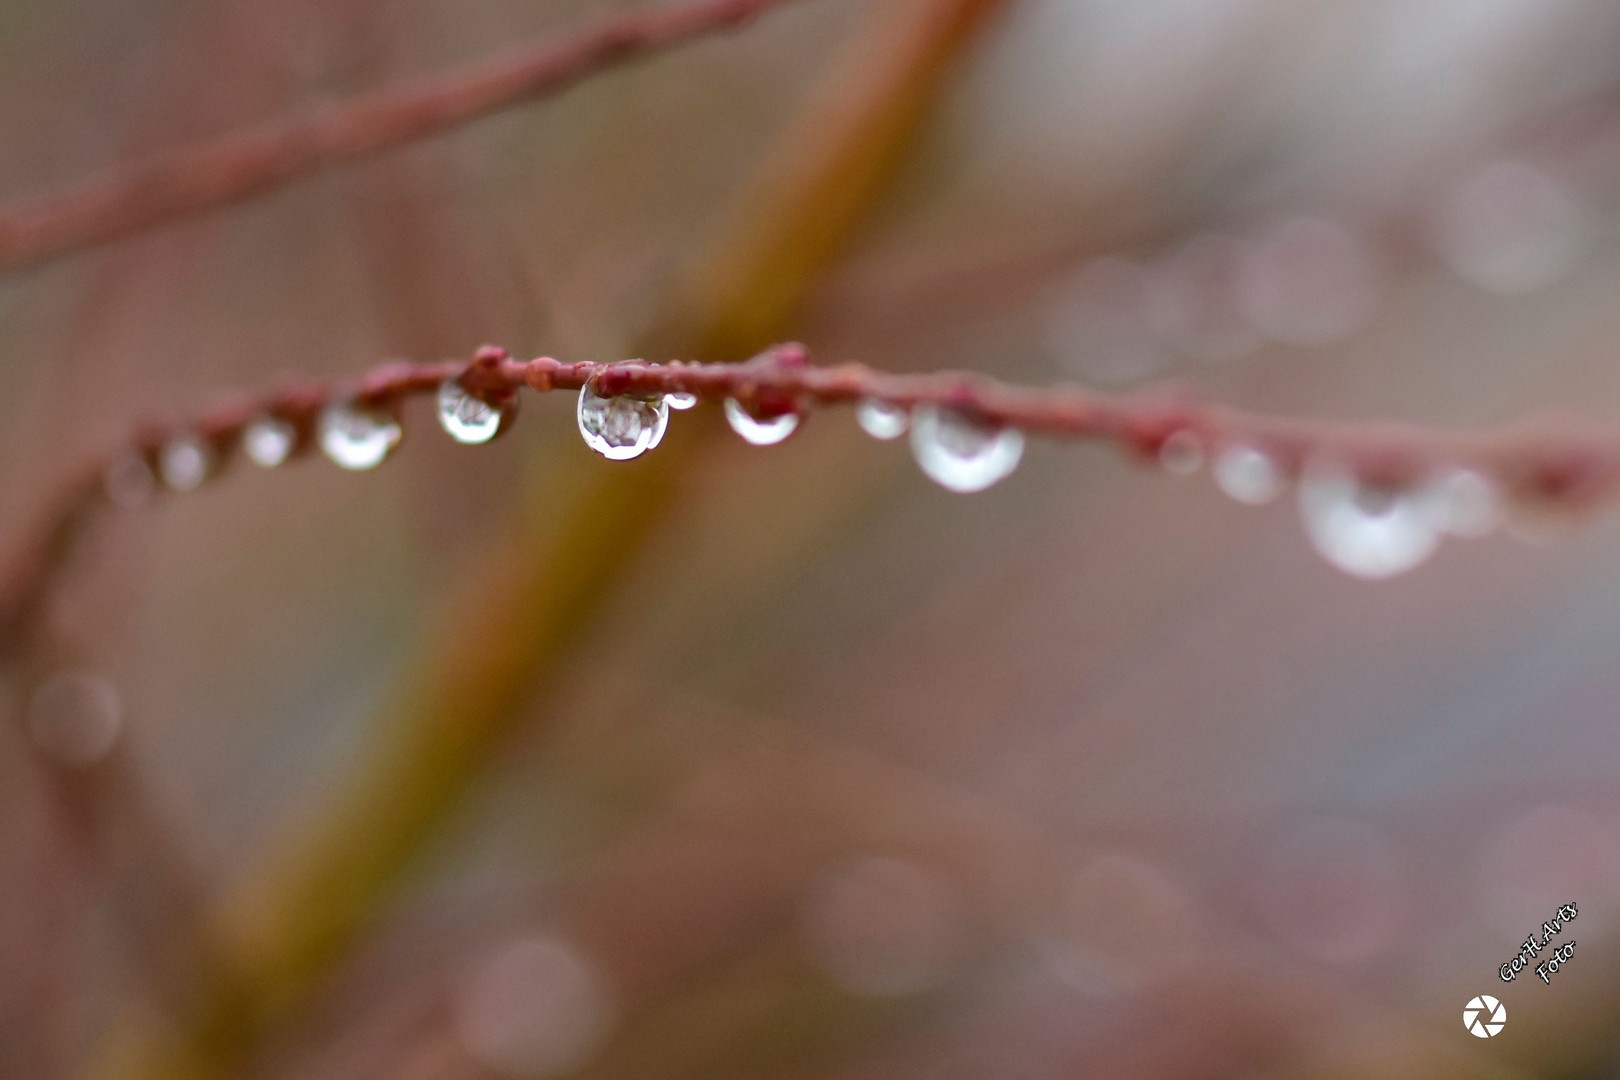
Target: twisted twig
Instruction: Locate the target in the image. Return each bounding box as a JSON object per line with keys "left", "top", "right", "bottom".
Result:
{"left": 0, "top": 0, "right": 815, "bottom": 273}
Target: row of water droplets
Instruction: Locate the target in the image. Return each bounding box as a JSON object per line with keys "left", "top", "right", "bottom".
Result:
{"left": 100, "top": 362, "right": 1520, "bottom": 581}
{"left": 1164, "top": 433, "right": 1505, "bottom": 580}
{"left": 104, "top": 378, "right": 503, "bottom": 504}
{"left": 576, "top": 372, "right": 1025, "bottom": 494}
{"left": 104, "top": 366, "right": 1032, "bottom": 507}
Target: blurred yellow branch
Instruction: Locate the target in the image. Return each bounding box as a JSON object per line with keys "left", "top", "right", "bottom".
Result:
{"left": 94, "top": 1, "right": 1014, "bottom": 1076}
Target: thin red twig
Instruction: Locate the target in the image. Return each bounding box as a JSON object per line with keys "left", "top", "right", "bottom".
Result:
{"left": 0, "top": 0, "right": 814, "bottom": 273}
{"left": 2, "top": 342, "right": 1617, "bottom": 651}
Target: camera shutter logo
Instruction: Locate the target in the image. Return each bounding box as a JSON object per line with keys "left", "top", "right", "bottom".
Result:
{"left": 1464, "top": 995, "right": 1506, "bottom": 1038}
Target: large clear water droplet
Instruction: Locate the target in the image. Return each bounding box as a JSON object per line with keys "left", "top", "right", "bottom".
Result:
{"left": 856, "top": 399, "right": 908, "bottom": 440}
{"left": 578, "top": 375, "right": 669, "bottom": 460}
{"left": 243, "top": 417, "right": 296, "bottom": 467}
{"left": 909, "top": 405, "right": 1024, "bottom": 493}
{"left": 1422, "top": 467, "right": 1501, "bottom": 539}
{"left": 437, "top": 378, "right": 513, "bottom": 445}
{"left": 724, "top": 398, "right": 800, "bottom": 446}
{"left": 1298, "top": 459, "right": 1440, "bottom": 580}
{"left": 454, "top": 936, "right": 613, "bottom": 1077}
{"left": 319, "top": 400, "right": 401, "bottom": 470}
{"left": 1212, "top": 444, "right": 1283, "bottom": 505}
{"left": 29, "top": 669, "right": 122, "bottom": 766}
{"left": 159, "top": 434, "right": 212, "bottom": 491}
{"left": 665, "top": 392, "right": 698, "bottom": 411}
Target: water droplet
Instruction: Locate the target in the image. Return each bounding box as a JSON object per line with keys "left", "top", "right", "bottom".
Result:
{"left": 577, "top": 375, "right": 669, "bottom": 460}
{"left": 242, "top": 417, "right": 297, "bottom": 468}
{"left": 437, "top": 378, "right": 514, "bottom": 445}
{"left": 103, "top": 454, "right": 157, "bottom": 508}
{"left": 1236, "top": 216, "right": 1380, "bottom": 347}
{"left": 318, "top": 400, "right": 401, "bottom": 470}
{"left": 665, "top": 392, "right": 698, "bottom": 411}
{"left": 1157, "top": 430, "right": 1204, "bottom": 476}
{"left": 802, "top": 857, "right": 967, "bottom": 998}
{"left": 1148, "top": 232, "right": 1261, "bottom": 363}
{"left": 856, "top": 399, "right": 908, "bottom": 440}
{"left": 909, "top": 406, "right": 1024, "bottom": 493}
{"left": 1432, "top": 160, "right": 1583, "bottom": 296}
{"left": 1044, "top": 852, "right": 1204, "bottom": 995}
{"left": 1423, "top": 468, "right": 1501, "bottom": 539}
{"left": 1212, "top": 444, "right": 1283, "bottom": 505}
{"left": 29, "top": 669, "right": 122, "bottom": 766}
{"left": 1298, "top": 459, "right": 1440, "bottom": 580}
{"left": 723, "top": 398, "right": 800, "bottom": 446}
{"left": 455, "top": 936, "right": 612, "bottom": 1077}
{"left": 158, "top": 434, "right": 212, "bottom": 491}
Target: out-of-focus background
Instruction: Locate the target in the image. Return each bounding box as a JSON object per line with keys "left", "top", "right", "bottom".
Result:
{"left": 3, "top": 0, "right": 1620, "bottom": 1077}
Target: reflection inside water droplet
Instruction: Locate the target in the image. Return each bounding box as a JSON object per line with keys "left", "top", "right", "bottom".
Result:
{"left": 319, "top": 400, "right": 401, "bottom": 470}
{"left": 1298, "top": 459, "right": 1439, "bottom": 579}
{"left": 909, "top": 405, "right": 1023, "bottom": 492}
{"left": 724, "top": 398, "right": 800, "bottom": 446}
{"left": 856, "top": 399, "right": 909, "bottom": 440}
{"left": 438, "top": 378, "right": 513, "bottom": 445}
{"left": 242, "top": 417, "right": 297, "bottom": 468}
{"left": 578, "top": 375, "right": 669, "bottom": 460}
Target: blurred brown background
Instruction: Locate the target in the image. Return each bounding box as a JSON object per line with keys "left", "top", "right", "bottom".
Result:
{"left": 3, "top": 0, "right": 1620, "bottom": 1077}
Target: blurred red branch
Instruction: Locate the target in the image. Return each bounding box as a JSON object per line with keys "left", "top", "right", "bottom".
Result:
{"left": 2, "top": 342, "right": 1616, "bottom": 652}
{"left": 0, "top": 0, "right": 814, "bottom": 273}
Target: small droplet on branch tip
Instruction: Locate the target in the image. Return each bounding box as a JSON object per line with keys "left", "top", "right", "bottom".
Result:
{"left": 438, "top": 378, "right": 515, "bottom": 445}
{"left": 243, "top": 417, "right": 297, "bottom": 468}
{"left": 665, "top": 392, "right": 698, "bottom": 411}
{"left": 1213, "top": 444, "right": 1284, "bottom": 505}
{"left": 856, "top": 399, "right": 909, "bottom": 441}
{"left": 724, "top": 398, "right": 800, "bottom": 446}
{"left": 159, "top": 434, "right": 213, "bottom": 491}
{"left": 319, "top": 400, "right": 402, "bottom": 470}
